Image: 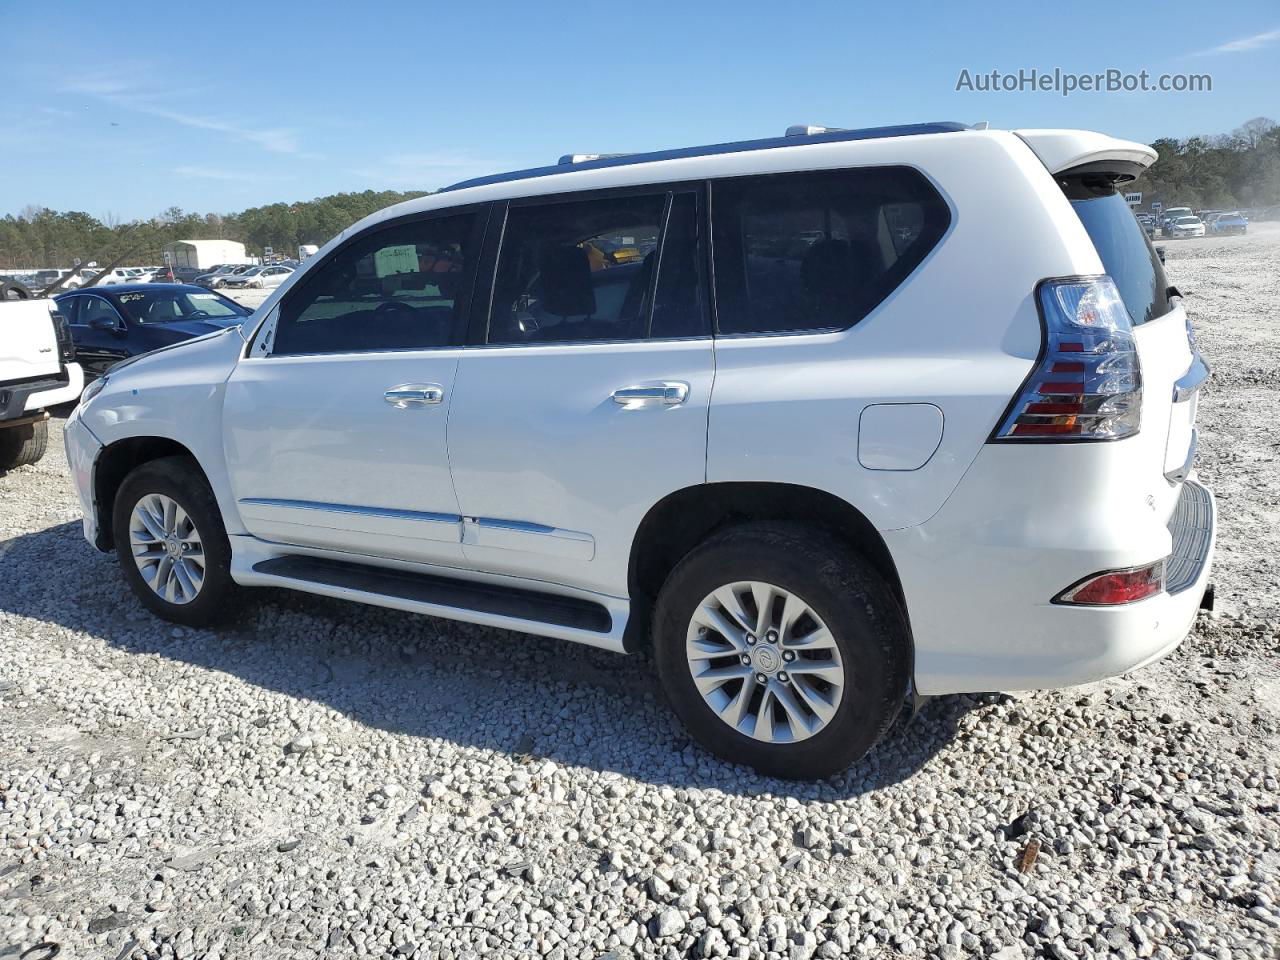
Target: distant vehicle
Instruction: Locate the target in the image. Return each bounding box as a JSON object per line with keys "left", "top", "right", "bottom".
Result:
{"left": 196, "top": 265, "right": 254, "bottom": 288}
{"left": 1160, "top": 207, "right": 1193, "bottom": 232}
{"left": 1166, "top": 215, "right": 1205, "bottom": 239}
{"left": 53, "top": 284, "right": 252, "bottom": 380}
{"left": 221, "top": 265, "right": 294, "bottom": 289}
{"left": 1209, "top": 212, "right": 1248, "bottom": 236}
{"left": 152, "top": 266, "right": 207, "bottom": 284}
{"left": 299, "top": 244, "right": 319, "bottom": 259}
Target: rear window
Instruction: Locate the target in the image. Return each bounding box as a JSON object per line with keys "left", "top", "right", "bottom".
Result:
{"left": 1065, "top": 182, "right": 1171, "bottom": 325}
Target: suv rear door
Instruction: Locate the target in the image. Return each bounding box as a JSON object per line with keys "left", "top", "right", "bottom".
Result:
{"left": 445, "top": 186, "right": 712, "bottom": 597}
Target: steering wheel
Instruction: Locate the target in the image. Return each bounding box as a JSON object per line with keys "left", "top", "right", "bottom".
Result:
{"left": 373, "top": 300, "right": 416, "bottom": 320}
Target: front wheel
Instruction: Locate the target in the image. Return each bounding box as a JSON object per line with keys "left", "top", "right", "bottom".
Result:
{"left": 653, "top": 523, "right": 910, "bottom": 779}
{"left": 113, "top": 456, "right": 241, "bottom": 627}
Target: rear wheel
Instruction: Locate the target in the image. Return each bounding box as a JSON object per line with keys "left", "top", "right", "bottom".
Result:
{"left": 653, "top": 523, "right": 910, "bottom": 779}
{"left": 0, "top": 419, "right": 48, "bottom": 470}
{"left": 113, "top": 456, "right": 240, "bottom": 627}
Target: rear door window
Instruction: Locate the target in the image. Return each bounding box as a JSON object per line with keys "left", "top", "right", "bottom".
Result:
{"left": 710, "top": 167, "right": 951, "bottom": 335}
{"left": 487, "top": 188, "right": 707, "bottom": 345}
{"left": 1065, "top": 181, "right": 1170, "bottom": 325}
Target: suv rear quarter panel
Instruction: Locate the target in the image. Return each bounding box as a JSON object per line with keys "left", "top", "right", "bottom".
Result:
{"left": 707, "top": 131, "right": 1107, "bottom": 532}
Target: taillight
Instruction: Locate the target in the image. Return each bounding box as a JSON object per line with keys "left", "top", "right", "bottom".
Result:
{"left": 994, "top": 277, "right": 1141, "bottom": 440}
{"left": 1054, "top": 560, "right": 1165, "bottom": 605}
{"left": 51, "top": 311, "right": 76, "bottom": 362}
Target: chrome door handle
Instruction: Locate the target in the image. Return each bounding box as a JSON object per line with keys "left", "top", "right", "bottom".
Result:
{"left": 384, "top": 383, "right": 444, "bottom": 408}
{"left": 611, "top": 382, "right": 689, "bottom": 407}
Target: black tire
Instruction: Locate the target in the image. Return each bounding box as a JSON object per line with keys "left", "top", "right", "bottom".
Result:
{"left": 112, "top": 456, "right": 240, "bottom": 627}
{"left": 0, "top": 419, "right": 49, "bottom": 471}
{"left": 0, "top": 279, "right": 33, "bottom": 300}
{"left": 652, "top": 522, "right": 910, "bottom": 780}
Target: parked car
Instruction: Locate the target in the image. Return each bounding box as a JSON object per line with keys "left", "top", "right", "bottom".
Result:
{"left": 1166, "top": 215, "right": 1206, "bottom": 239}
{"left": 0, "top": 285, "right": 83, "bottom": 470}
{"left": 220, "top": 265, "right": 293, "bottom": 289}
{"left": 54, "top": 283, "right": 251, "bottom": 380}
{"left": 195, "top": 264, "right": 253, "bottom": 288}
{"left": 1209, "top": 211, "right": 1248, "bottom": 236}
{"left": 65, "top": 122, "right": 1215, "bottom": 778}
{"left": 151, "top": 266, "right": 207, "bottom": 284}
{"left": 1159, "top": 207, "right": 1193, "bottom": 233}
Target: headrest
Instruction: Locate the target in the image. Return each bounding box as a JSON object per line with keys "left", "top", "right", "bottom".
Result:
{"left": 538, "top": 245, "right": 595, "bottom": 317}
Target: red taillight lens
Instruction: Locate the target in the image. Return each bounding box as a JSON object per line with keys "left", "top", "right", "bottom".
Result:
{"left": 994, "top": 277, "right": 1142, "bottom": 441}
{"left": 1054, "top": 560, "right": 1165, "bottom": 605}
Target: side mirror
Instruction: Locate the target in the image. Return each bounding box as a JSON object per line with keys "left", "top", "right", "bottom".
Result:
{"left": 1155, "top": 245, "right": 1166, "bottom": 265}
{"left": 90, "top": 314, "right": 123, "bottom": 333}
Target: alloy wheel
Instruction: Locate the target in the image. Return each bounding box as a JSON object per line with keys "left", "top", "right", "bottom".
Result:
{"left": 685, "top": 580, "right": 845, "bottom": 743}
{"left": 128, "top": 493, "right": 205, "bottom": 604}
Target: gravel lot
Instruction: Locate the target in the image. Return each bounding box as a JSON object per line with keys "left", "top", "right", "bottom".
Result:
{"left": 3, "top": 227, "right": 1278, "bottom": 960}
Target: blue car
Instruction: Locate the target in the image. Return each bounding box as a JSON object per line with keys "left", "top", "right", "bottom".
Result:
{"left": 1209, "top": 212, "right": 1248, "bottom": 236}
{"left": 54, "top": 283, "right": 252, "bottom": 381}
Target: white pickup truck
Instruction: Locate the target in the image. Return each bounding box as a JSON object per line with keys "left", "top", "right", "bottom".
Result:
{"left": 0, "top": 286, "right": 84, "bottom": 470}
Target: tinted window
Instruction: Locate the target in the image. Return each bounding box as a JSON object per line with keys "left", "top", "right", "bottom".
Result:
{"left": 56, "top": 296, "right": 81, "bottom": 325}
{"left": 79, "top": 296, "right": 123, "bottom": 328}
{"left": 650, "top": 193, "right": 707, "bottom": 339}
{"left": 274, "top": 212, "right": 478, "bottom": 355}
{"left": 489, "top": 192, "right": 674, "bottom": 345}
{"left": 1066, "top": 183, "right": 1170, "bottom": 325}
{"left": 711, "top": 167, "right": 950, "bottom": 335}
{"left": 116, "top": 289, "right": 247, "bottom": 324}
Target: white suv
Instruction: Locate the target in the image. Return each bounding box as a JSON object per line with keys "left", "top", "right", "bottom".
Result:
{"left": 64, "top": 123, "right": 1215, "bottom": 778}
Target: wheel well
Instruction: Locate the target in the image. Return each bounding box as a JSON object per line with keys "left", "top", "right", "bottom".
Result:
{"left": 92, "top": 437, "right": 200, "bottom": 551}
{"left": 624, "top": 482, "right": 908, "bottom": 652}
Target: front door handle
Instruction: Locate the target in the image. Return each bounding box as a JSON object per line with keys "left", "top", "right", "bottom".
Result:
{"left": 384, "top": 383, "right": 444, "bottom": 408}
{"left": 611, "top": 382, "right": 689, "bottom": 407}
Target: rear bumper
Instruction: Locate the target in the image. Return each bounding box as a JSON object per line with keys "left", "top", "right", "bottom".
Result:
{"left": 891, "top": 465, "right": 1216, "bottom": 696}
{"left": 1, "top": 364, "right": 83, "bottom": 421}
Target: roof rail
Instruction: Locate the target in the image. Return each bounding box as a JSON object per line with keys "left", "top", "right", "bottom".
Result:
{"left": 558, "top": 153, "right": 632, "bottom": 165}
{"left": 442, "top": 121, "right": 971, "bottom": 193}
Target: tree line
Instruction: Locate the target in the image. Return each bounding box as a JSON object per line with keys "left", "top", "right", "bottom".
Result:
{"left": 1129, "top": 117, "right": 1279, "bottom": 212}
{"left": 0, "top": 190, "right": 427, "bottom": 270}
{"left": 3, "top": 117, "right": 1278, "bottom": 271}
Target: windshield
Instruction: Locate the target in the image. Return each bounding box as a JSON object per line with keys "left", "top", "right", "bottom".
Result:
{"left": 240, "top": 268, "right": 262, "bottom": 276}
{"left": 1066, "top": 182, "right": 1171, "bottom": 325}
{"left": 115, "top": 289, "right": 248, "bottom": 324}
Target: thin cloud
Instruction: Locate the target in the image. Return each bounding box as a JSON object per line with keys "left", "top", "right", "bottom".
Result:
{"left": 63, "top": 70, "right": 304, "bottom": 155}
{"left": 1193, "top": 26, "right": 1280, "bottom": 55}
{"left": 173, "top": 166, "right": 265, "bottom": 182}
{"left": 353, "top": 151, "right": 512, "bottom": 190}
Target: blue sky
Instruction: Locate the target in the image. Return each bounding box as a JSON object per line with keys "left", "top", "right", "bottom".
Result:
{"left": 3, "top": 0, "right": 1277, "bottom": 220}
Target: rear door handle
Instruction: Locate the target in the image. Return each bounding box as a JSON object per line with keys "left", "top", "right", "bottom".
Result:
{"left": 611, "top": 382, "right": 689, "bottom": 407}
{"left": 384, "top": 383, "right": 444, "bottom": 408}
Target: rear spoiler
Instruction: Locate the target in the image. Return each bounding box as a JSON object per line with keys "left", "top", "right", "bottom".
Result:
{"left": 1013, "top": 129, "right": 1157, "bottom": 181}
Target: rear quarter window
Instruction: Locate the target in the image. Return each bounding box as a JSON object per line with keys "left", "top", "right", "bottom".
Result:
{"left": 710, "top": 166, "right": 951, "bottom": 336}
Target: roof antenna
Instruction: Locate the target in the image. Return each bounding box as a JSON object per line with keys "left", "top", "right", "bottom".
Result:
{"left": 972, "top": 121, "right": 990, "bottom": 130}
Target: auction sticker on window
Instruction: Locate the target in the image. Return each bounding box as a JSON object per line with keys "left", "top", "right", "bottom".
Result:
{"left": 375, "top": 245, "right": 419, "bottom": 277}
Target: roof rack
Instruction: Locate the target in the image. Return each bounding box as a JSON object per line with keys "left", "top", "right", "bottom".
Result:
{"left": 442, "top": 121, "right": 971, "bottom": 193}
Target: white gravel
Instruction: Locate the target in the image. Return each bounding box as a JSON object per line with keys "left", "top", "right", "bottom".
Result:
{"left": 2, "top": 227, "right": 1278, "bottom": 959}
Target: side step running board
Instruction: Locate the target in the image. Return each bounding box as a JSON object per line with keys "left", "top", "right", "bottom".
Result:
{"left": 252, "top": 556, "right": 613, "bottom": 633}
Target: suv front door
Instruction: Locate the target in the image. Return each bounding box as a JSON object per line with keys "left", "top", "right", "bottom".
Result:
{"left": 222, "top": 207, "right": 485, "bottom": 565}
{"left": 446, "top": 188, "right": 712, "bottom": 596}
